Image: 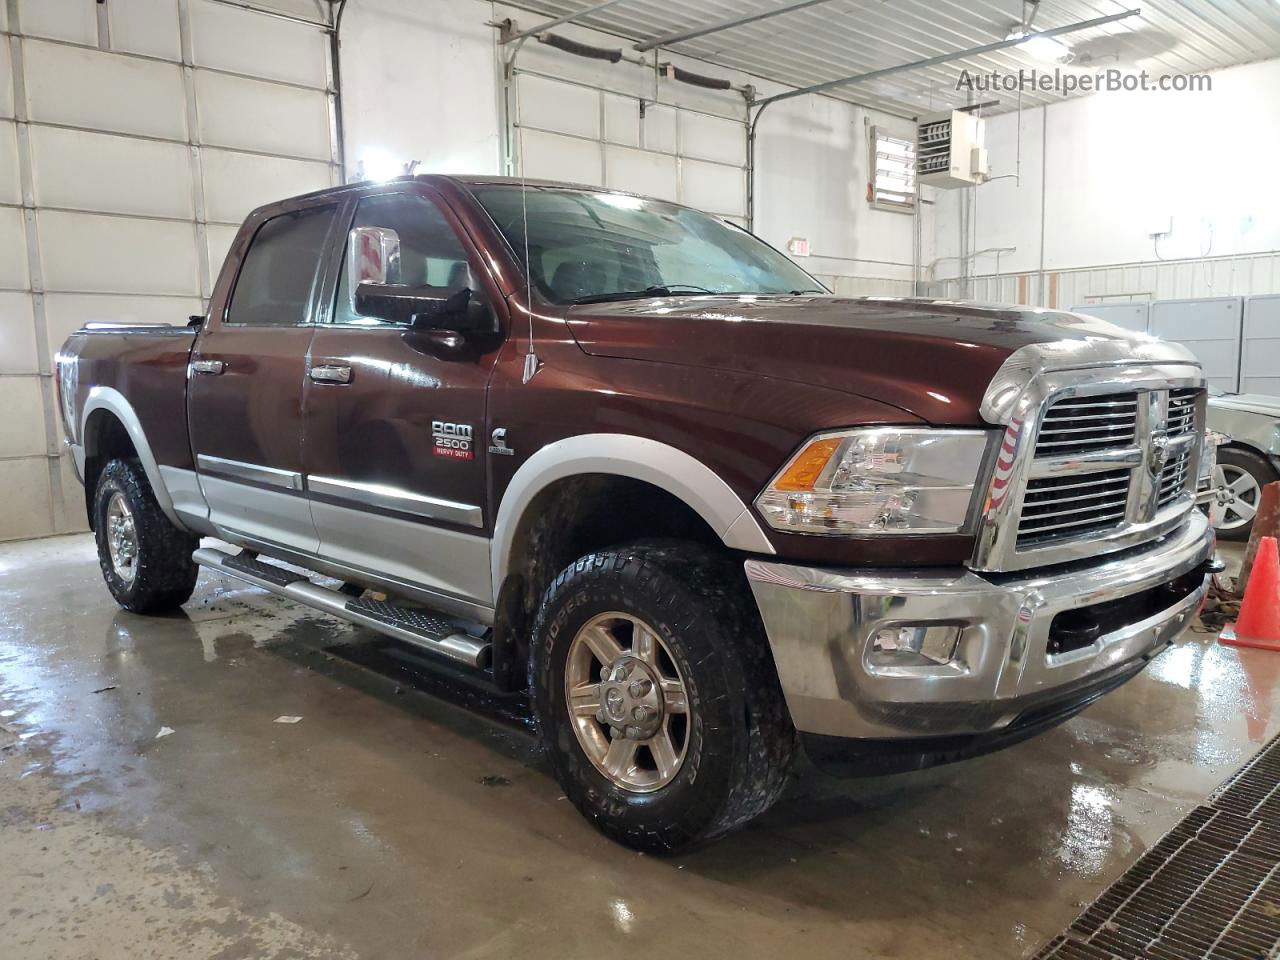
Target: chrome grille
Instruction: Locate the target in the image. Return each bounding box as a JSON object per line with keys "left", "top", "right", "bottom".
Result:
{"left": 1168, "top": 387, "right": 1198, "bottom": 438}
{"left": 1033, "top": 392, "right": 1138, "bottom": 456}
{"left": 972, "top": 338, "right": 1207, "bottom": 575}
{"left": 1159, "top": 446, "right": 1194, "bottom": 507}
{"left": 1012, "top": 387, "right": 1204, "bottom": 551}
{"left": 1017, "top": 469, "right": 1131, "bottom": 547}
{"left": 1157, "top": 389, "right": 1197, "bottom": 508}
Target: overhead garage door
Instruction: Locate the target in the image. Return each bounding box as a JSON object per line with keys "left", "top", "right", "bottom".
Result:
{"left": 0, "top": 0, "right": 337, "bottom": 542}
{"left": 1, "top": 0, "right": 338, "bottom": 541}
{"left": 512, "top": 69, "right": 748, "bottom": 223}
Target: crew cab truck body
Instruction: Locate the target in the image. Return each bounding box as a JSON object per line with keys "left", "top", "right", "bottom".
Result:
{"left": 56, "top": 175, "right": 1217, "bottom": 851}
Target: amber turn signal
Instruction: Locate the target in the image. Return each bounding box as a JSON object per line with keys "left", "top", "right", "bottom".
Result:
{"left": 772, "top": 437, "right": 842, "bottom": 492}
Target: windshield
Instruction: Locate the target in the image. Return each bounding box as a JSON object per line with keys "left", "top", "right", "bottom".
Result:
{"left": 471, "top": 186, "right": 826, "bottom": 304}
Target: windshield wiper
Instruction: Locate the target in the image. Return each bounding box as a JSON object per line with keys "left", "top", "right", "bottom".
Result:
{"left": 567, "top": 284, "right": 713, "bottom": 305}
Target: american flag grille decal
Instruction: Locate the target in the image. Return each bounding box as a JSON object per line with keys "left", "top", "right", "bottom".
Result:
{"left": 989, "top": 417, "right": 1024, "bottom": 511}
{"left": 1032, "top": 732, "right": 1280, "bottom": 960}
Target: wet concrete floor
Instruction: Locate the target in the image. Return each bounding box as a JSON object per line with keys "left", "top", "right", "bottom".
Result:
{"left": 1, "top": 534, "right": 1277, "bottom": 959}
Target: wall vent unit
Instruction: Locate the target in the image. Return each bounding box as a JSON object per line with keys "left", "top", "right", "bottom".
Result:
{"left": 917, "top": 111, "right": 990, "bottom": 188}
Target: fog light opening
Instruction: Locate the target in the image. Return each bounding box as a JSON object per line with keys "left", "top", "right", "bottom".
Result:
{"left": 870, "top": 624, "right": 962, "bottom": 667}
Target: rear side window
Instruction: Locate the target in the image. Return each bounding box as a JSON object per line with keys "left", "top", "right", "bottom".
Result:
{"left": 226, "top": 204, "right": 337, "bottom": 326}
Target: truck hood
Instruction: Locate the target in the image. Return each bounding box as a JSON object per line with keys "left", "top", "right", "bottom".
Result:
{"left": 565, "top": 296, "right": 1145, "bottom": 425}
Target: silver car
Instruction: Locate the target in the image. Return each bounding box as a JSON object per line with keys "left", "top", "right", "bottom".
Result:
{"left": 1204, "top": 394, "right": 1280, "bottom": 540}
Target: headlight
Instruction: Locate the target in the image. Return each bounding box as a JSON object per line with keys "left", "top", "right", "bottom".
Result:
{"left": 755, "top": 428, "right": 990, "bottom": 536}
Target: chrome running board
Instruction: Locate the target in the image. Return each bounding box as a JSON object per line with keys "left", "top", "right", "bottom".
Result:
{"left": 193, "top": 546, "right": 490, "bottom": 669}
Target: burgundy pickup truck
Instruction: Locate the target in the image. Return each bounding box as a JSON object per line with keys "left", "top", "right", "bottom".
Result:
{"left": 56, "top": 175, "right": 1217, "bottom": 851}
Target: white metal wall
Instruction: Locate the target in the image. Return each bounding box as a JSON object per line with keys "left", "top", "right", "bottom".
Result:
{"left": 508, "top": 69, "right": 913, "bottom": 295}
{"left": 512, "top": 69, "right": 748, "bottom": 222}
{"left": 1, "top": 0, "right": 337, "bottom": 541}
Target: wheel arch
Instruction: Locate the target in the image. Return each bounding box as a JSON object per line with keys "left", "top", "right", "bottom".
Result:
{"left": 491, "top": 433, "right": 774, "bottom": 591}
{"left": 1219, "top": 438, "right": 1278, "bottom": 461}
{"left": 80, "top": 387, "right": 184, "bottom": 531}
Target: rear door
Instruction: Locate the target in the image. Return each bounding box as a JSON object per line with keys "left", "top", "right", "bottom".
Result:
{"left": 301, "top": 186, "right": 505, "bottom": 612}
{"left": 188, "top": 199, "right": 341, "bottom": 554}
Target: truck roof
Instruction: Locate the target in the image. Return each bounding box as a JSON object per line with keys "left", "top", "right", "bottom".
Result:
{"left": 253, "top": 174, "right": 680, "bottom": 221}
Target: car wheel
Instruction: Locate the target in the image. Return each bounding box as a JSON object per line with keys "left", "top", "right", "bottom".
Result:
{"left": 1211, "top": 447, "right": 1278, "bottom": 541}
{"left": 93, "top": 457, "right": 200, "bottom": 613}
{"left": 530, "top": 540, "right": 796, "bottom": 853}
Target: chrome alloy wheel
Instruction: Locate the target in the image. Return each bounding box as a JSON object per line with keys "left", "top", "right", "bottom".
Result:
{"left": 1213, "top": 463, "right": 1261, "bottom": 534}
{"left": 564, "top": 612, "right": 690, "bottom": 793}
{"left": 105, "top": 491, "right": 139, "bottom": 585}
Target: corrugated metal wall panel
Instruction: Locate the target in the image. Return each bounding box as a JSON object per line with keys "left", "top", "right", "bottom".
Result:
{"left": 935, "top": 252, "right": 1280, "bottom": 307}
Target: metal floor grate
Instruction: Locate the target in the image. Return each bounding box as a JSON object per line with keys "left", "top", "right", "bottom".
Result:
{"left": 1035, "top": 732, "right": 1280, "bottom": 960}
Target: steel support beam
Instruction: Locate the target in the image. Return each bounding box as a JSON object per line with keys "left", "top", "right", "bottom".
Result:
{"left": 634, "top": 0, "right": 838, "bottom": 53}
{"left": 503, "top": 0, "right": 631, "bottom": 43}
{"left": 753, "top": 8, "right": 1141, "bottom": 107}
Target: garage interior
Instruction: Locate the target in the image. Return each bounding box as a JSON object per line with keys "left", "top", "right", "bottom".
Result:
{"left": 4, "top": 0, "right": 1280, "bottom": 957}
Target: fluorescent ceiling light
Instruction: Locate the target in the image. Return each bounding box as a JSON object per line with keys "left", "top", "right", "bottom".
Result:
{"left": 1007, "top": 28, "right": 1075, "bottom": 63}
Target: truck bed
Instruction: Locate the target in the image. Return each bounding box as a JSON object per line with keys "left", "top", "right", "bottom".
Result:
{"left": 57, "top": 323, "right": 199, "bottom": 476}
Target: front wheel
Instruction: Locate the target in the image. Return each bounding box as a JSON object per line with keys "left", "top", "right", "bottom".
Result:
{"left": 530, "top": 541, "right": 796, "bottom": 853}
{"left": 93, "top": 458, "right": 199, "bottom": 613}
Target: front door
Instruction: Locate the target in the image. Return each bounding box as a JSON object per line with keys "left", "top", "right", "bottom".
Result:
{"left": 302, "top": 187, "right": 505, "bottom": 611}
{"left": 188, "top": 199, "right": 341, "bottom": 554}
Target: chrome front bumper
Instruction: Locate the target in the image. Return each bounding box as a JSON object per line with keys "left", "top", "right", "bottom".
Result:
{"left": 745, "top": 510, "right": 1214, "bottom": 741}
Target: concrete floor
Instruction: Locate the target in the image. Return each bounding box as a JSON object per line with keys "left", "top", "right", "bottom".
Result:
{"left": 1, "top": 535, "right": 1277, "bottom": 960}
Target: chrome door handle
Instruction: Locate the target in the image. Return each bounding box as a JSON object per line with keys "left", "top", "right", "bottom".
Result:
{"left": 191, "top": 359, "right": 225, "bottom": 375}
{"left": 309, "top": 364, "right": 352, "bottom": 384}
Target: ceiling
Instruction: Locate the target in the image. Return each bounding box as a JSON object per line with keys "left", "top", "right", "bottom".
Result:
{"left": 494, "top": 0, "right": 1280, "bottom": 116}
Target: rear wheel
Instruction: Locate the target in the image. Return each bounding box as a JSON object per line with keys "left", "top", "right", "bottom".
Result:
{"left": 1212, "top": 448, "right": 1278, "bottom": 541}
{"left": 93, "top": 458, "right": 199, "bottom": 613}
{"left": 530, "top": 541, "right": 796, "bottom": 853}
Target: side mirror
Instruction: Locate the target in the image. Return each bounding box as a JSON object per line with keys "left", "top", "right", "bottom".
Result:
{"left": 347, "top": 226, "right": 401, "bottom": 307}
{"left": 410, "top": 287, "right": 494, "bottom": 334}
{"left": 346, "top": 225, "right": 495, "bottom": 338}
{"left": 354, "top": 283, "right": 495, "bottom": 334}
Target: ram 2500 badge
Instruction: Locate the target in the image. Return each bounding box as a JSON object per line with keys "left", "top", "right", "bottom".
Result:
{"left": 56, "top": 176, "right": 1217, "bottom": 851}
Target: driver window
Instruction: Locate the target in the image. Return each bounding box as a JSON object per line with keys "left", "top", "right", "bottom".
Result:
{"left": 333, "top": 192, "right": 473, "bottom": 325}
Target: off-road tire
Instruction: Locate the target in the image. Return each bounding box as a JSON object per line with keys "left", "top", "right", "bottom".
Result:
{"left": 530, "top": 540, "right": 796, "bottom": 853}
{"left": 93, "top": 457, "right": 199, "bottom": 613}
{"left": 1215, "top": 447, "right": 1279, "bottom": 542}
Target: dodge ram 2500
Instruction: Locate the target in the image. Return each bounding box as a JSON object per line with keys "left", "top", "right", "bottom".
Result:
{"left": 56, "top": 175, "right": 1217, "bottom": 852}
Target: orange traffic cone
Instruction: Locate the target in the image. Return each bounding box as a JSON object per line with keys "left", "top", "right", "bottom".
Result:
{"left": 1221, "top": 536, "right": 1280, "bottom": 651}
